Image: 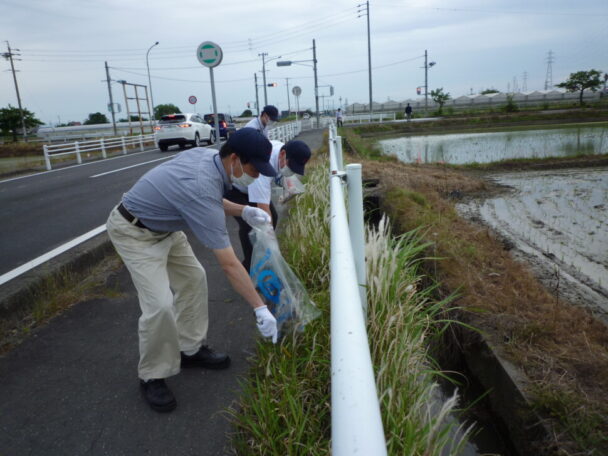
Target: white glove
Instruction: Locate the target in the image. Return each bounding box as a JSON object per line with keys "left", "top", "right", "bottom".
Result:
{"left": 242, "top": 206, "right": 271, "bottom": 228}
{"left": 254, "top": 305, "right": 278, "bottom": 343}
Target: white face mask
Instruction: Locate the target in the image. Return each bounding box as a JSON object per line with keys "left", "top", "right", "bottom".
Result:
{"left": 280, "top": 165, "right": 295, "bottom": 178}
{"left": 231, "top": 160, "right": 256, "bottom": 187}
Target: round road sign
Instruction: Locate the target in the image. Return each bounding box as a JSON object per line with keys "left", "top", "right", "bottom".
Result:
{"left": 292, "top": 86, "right": 302, "bottom": 96}
{"left": 196, "top": 41, "right": 223, "bottom": 68}
{"left": 188, "top": 95, "right": 197, "bottom": 105}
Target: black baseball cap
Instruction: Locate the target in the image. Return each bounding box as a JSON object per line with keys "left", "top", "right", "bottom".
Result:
{"left": 262, "top": 105, "right": 279, "bottom": 121}
{"left": 283, "top": 140, "right": 312, "bottom": 176}
{"left": 227, "top": 129, "right": 276, "bottom": 177}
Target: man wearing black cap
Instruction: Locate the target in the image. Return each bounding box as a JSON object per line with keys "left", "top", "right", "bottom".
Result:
{"left": 244, "top": 104, "right": 279, "bottom": 138}
{"left": 225, "top": 139, "right": 311, "bottom": 271}
{"left": 106, "top": 128, "right": 279, "bottom": 413}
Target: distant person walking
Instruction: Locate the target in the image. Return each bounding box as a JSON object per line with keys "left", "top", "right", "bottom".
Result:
{"left": 405, "top": 103, "right": 413, "bottom": 121}
{"left": 336, "top": 108, "right": 344, "bottom": 127}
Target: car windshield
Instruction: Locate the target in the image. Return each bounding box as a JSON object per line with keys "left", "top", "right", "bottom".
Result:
{"left": 159, "top": 114, "right": 187, "bottom": 124}
{"left": 204, "top": 114, "right": 226, "bottom": 123}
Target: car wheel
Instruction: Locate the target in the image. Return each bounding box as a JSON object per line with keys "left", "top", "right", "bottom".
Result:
{"left": 159, "top": 144, "right": 168, "bottom": 152}
{"left": 178, "top": 143, "right": 186, "bottom": 150}
{"left": 191, "top": 133, "right": 200, "bottom": 147}
{"left": 207, "top": 130, "right": 215, "bottom": 145}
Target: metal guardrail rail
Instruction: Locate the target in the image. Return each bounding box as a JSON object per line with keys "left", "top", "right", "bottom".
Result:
{"left": 343, "top": 112, "right": 397, "bottom": 124}
{"left": 42, "top": 134, "right": 155, "bottom": 170}
{"left": 328, "top": 123, "right": 387, "bottom": 455}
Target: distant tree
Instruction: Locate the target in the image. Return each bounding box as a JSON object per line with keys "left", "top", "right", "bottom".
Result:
{"left": 83, "top": 112, "right": 109, "bottom": 125}
{"left": 430, "top": 88, "right": 451, "bottom": 114}
{"left": 502, "top": 94, "right": 519, "bottom": 112}
{"left": 0, "top": 105, "right": 43, "bottom": 141}
{"left": 481, "top": 89, "right": 500, "bottom": 95}
{"left": 240, "top": 109, "right": 253, "bottom": 117}
{"left": 154, "top": 104, "right": 181, "bottom": 119}
{"left": 556, "top": 69, "right": 603, "bottom": 106}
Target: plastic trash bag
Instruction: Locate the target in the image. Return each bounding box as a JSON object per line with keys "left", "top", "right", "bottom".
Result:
{"left": 278, "top": 175, "right": 305, "bottom": 204}
{"left": 249, "top": 224, "right": 320, "bottom": 337}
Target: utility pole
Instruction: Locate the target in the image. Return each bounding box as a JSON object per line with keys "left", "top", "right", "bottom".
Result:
{"left": 522, "top": 71, "right": 528, "bottom": 92}
{"left": 545, "top": 50, "right": 554, "bottom": 90}
{"left": 3, "top": 41, "right": 27, "bottom": 141}
{"left": 285, "top": 77, "right": 291, "bottom": 114}
{"left": 358, "top": 1, "right": 372, "bottom": 115}
{"left": 313, "top": 39, "right": 320, "bottom": 128}
{"left": 254, "top": 73, "right": 260, "bottom": 116}
{"left": 105, "top": 61, "right": 118, "bottom": 136}
{"left": 424, "top": 50, "right": 428, "bottom": 114}
{"left": 259, "top": 52, "right": 268, "bottom": 106}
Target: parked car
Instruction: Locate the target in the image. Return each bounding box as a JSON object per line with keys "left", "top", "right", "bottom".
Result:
{"left": 154, "top": 113, "right": 215, "bottom": 151}
{"left": 203, "top": 113, "right": 237, "bottom": 139}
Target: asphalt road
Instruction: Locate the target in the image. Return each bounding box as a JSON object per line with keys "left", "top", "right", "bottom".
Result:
{"left": 0, "top": 144, "right": 214, "bottom": 277}
{"left": 0, "top": 128, "right": 326, "bottom": 456}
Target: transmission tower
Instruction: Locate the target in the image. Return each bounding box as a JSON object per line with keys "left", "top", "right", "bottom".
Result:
{"left": 522, "top": 71, "right": 528, "bottom": 92}
{"left": 544, "top": 51, "right": 554, "bottom": 90}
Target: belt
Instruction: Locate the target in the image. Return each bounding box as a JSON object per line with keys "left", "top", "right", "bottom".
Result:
{"left": 117, "top": 203, "right": 151, "bottom": 230}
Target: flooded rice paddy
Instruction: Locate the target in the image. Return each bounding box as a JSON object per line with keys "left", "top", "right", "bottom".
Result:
{"left": 457, "top": 167, "right": 608, "bottom": 320}
{"left": 379, "top": 125, "right": 607, "bottom": 164}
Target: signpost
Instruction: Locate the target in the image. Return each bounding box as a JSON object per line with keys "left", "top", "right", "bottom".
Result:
{"left": 292, "top": 86, "right": 302, "bottom": 121}
{"left": 188, "top": 95, "right": 197, "bottom": 112}
{"left": 197, "top": 41, "right": 223, "bottom": 145}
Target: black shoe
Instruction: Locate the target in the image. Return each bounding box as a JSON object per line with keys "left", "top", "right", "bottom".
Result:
{"left": 139, "top": 379, "right": 176, "bottom": 413}
{"left": 181, "top": 345, "right": 231, "bottom": 369}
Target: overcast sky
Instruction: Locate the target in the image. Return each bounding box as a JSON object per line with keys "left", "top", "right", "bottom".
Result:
{"left": 1, "top": 0, "right": 607, "bottom": 125}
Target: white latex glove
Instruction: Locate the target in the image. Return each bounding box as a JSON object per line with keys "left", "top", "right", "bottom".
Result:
{"left": 242, "top": 206, "right": 271, "bottom": 228}
{"left": 254, "top": 305, "right": 278, "bottom": 343}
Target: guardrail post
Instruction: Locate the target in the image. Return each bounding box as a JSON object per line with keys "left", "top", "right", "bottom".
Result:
{"left": 43, "top": 145, "right": 52, "bottom": 170}
{"left": 346, "top": 163, "right": 367, "bottom": 313}
{"left": 100, "top": 138, "right": 107, "bottom": 159}
{"left": 75, "top": 142, "right": 82, "bottom": 164}
{"left": 139, "top": 135, "right": 144, "bottom": 151}
{"left": 335, "top": 136, "right": 344, "bottom": 171}
{"left": 121, "top": 137, "right": 127, "bottom": 154}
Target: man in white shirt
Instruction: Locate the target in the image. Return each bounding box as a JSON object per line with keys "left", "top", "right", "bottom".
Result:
{"left": 244, "top": 105, "right": 279, "bottom": 138}
{"left": 225, "top": 139, "right": 311, "bottom": 271}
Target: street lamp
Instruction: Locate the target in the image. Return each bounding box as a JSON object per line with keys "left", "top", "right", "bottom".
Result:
{"left": 276, "top": 39, "right": 320, "bottom": 127}
{"left": 146, "top": 41, "right": 159, "bottom": 120}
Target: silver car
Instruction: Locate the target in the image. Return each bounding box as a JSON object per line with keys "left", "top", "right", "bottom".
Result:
{"left": 154, "top": 113, "right": 215, "bottom": 151}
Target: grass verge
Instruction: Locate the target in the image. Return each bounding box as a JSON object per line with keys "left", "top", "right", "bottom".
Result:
{"left": 228, "top": 137, "right": 471, "bottom": 455}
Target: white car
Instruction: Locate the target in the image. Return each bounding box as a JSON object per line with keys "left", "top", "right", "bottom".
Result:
{"left": 154, "top": 113, "right": 215, "bottom": 151}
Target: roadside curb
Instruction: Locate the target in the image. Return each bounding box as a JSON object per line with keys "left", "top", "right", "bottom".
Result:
{"left": 0, "top": 232, "right": 114, "bottom": 319}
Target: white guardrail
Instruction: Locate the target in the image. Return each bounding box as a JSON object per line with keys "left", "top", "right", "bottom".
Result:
{"left": 42, "top": 134, "right": 155, "bottom": 171}
{"left": 328, "top": 123, "right": 387, "bottom": 455}
{"left": 267, "top": 119, "right": 304, "bottom": 142}
{"left": 343, "top": 112, "right": 397, "bottom": 124}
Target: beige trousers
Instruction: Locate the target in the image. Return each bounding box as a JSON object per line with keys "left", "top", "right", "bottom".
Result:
{"left": 106, "top": 207, "right": 208, "bottom": 380}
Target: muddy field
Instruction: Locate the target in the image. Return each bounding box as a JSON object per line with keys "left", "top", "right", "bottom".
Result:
{"left": 458, "top": 166, "right": 608, "bottom": 324}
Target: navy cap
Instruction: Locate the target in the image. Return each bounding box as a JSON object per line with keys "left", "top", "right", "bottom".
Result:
{"left": 262, "top": 105, "right": 279, "bottom": 121}
{"left": 283, "top": 140, "right": 312, "bottom": 176}
{"left": 227, "top": 129, "right": 276, "bottom": 177}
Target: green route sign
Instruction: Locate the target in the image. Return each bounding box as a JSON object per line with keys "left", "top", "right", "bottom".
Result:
{"left": 196, "top": 41, "right": 223, "bottom": 68}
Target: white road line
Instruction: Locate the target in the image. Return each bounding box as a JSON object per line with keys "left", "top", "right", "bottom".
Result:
{"left": 0, "top": 148, "right": 159, "bottom": 184}
{"left": 0, "top": 225, "right": 107, "bottom": 286}
{"left": 90, "top": 156, "right": 173, "bottom": 178}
